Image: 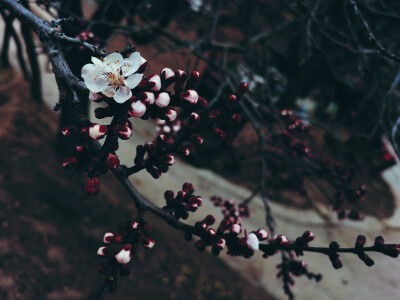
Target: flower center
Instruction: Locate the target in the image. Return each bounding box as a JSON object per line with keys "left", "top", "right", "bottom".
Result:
{"left": 106, "top": 71, "right": 124, "bottom": 88}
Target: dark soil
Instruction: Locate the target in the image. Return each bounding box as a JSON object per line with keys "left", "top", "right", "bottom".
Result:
{"left": 0, "top": 70, "right": 275, "bottom": 300}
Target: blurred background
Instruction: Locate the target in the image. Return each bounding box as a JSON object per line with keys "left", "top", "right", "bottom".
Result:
{"left": 1, "top": 0, "right": 400, "bottom": 299}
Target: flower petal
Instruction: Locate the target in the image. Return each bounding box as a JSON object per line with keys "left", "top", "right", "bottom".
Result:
{"left": 91, "top": 57, "right": 103, "bottom": 67}
{"left": 104, "top": 53, "right": 124, "bottom": 72}
{"left": 124, "top": 73, "right": 143, "bottom": 89}
{"left": 122, "top": 52, "right": 141, "bottom": 77}
{"left": 84, "top": 74, "right": 108, "bottom": 93}
{"left": 101, "top": 86, "right": 115, "bottom": 98}
{"left": 114, "top": 86, "right": 132, "bottom": 103}
{"left": 81, "top": 63, "right": 98, "bottom": 79}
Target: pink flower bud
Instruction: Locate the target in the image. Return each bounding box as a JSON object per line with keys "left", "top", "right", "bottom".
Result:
{"left": 256, "top": 229, "right": 269, "bottom": 241}
{"left": 149, "top": 74, "right": 161, "bottom": 91}
{"left": 197, "top": 97, "right": 208, "bottom": 108}
{"left": 187, "top": 71, "right": 201, "bottom": 89}
{"left": 161, "top": 68, "right": 175, "bottom": 80}
{"left": 131, "top": 221, "right": 140, "bottom": 229}
{"left": 247, "top": 233, "right": 260, "bottom": 251}
{"left": 142, "top": 238, "right": 155, "bottom": 249}
{"left": 232, "top": 113, "right": 242, "bottom": 123}
{"left": 160, "top": 154, "right": 175, "bottom": 166}
{"left": 89, "top": 124, "right": 107, "bottom": 140}
{"left": 116, "top": 123, "right": 133, "bottom": 140}
{"left": 180, "top": 144, "right": 192, "bottom": 156}
{"left": 174, "top": 70, "right": 187, "bottom": 91}
{"left": 213, "top": 128, "right": 226, "bottom": 140}
{"left": 182, "top": 182, "right": 194, "bottom": 194}
{"left": 207, "top": 228, "right": 217, "bottom": 237}
{"left": 85, "top": 177, "right": 100, "bottom": 195}
{"left": 209, "top": 110, "right": 221, "bottom": 119}
{"left": 301, "top": 231, "right": 315, "bottom": 243}
{"left": 62, "top": 157, "right": 78, "bottom": 169}
{"left": 194, "top": 196, "right": 203, "bottom": 206}
{"left": 189, "top": 112, "right": 200, "bottom": 124}
{"left": 103, "top": 232, "right": 114, "bottom": 243}
{"left": 141, "top": 92, "right": 155, "bottom": 104}
{"left": 107, "top": 153, "right": 120, "bottom": 169}
{"left": 356, "top": 235, "right": 366, "bottom": 246}
{"left": 76, "top": 145, "right": 83, "bottom": 153}
{"left": 155, "top": 92, "right": 171, "bottom": 107}
{"left": 216, "top": 238, "right": 226, "bottom": 250}
{"left": 129, "top": 101, "right": 146, "bottom": 117}
{"left": 137, "top": 57, "right": 148, "bottom": 73}
{"left": 115, "top": 244, "right": 132, "bottom": 264}
{"left": 181, "top": 90, "right": 198, "bottom": 104}
{"left": 97, "top": 246, "right": 108, "bottom": 257}
{"left": 62, "top": 126, "right": 78, "bottom": 137}
{"left": 226, "top": 95, "right": 237, "bottom": 108}
{"left": 165, "top": 109, "right": 177, "bottom": 121}
{"left": 190, "top": 134, "right": 204, "bottom": 144}
{"left": 275, "top": 235, "right": 289, "bottom": 245}
{"left": 161, "top": 68, "right": 175, "bottom": 87}
{"left": 231, "top": 223, "right": 242, "bottom": 234}
{"left": 237, "top": 82, "right": 249, "bottom": 95}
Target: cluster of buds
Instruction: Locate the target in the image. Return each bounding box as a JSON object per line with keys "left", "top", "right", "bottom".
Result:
{"left": 191, "top": 212, "right": 269, "bottom": 259}
{"left": 62, "top": 50, "right": 211, "bottom": 193}
{"left": 277, "top": 255, "right": 322, "bottom": 300}
{"left": 267, "top": 109, "right": 366, "bottom": 221}
{"left": 134, "top": 138, "right": 176, "bottom": 179}
{"left": 61, "top": 125, "right": 120, "bottom": 195}
{"left": 163, "top": 183, "right": 203, "bottom": 219}
{"left": 96, "top": 219, "right": 154, "bottom": 291}
{"left": 292, "top": 231, "right": 315, "bottom": 257}
{"left": 209, "top": 196, "right": 250, "bottom": 223}
{"left": 206, "top": 83, "right": 249, "bottom": 142}
{"left": 281, "top": 110, "right": 309, "bottom": 135}
{"left": 268, "top": 111, "right": 311, "bottom": 158}
{"left": 75, "top": 30, "right": 100, "bottom": 51}
{"left": 372, "top": 236, "right": 400, "bottom": 258}
{"left": 185, "top": 195, "right": 266, "bottom": 258}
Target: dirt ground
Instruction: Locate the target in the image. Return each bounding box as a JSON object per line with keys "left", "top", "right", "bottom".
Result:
{"left": 0, "top": 70, "right": 275, "bottom": 299}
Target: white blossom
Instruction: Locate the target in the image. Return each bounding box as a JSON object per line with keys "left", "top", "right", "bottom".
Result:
{"left": 81, "top": 52, "right": 144, "bottom": 104}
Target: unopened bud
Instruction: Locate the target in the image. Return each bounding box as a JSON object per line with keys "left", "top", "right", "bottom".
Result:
{"left": 107, "top": 153, "right": 120, "bottom": 169}
{"left": 256, "top": 229, "right": 269, "bottom": 241}
{"left": 115, "top": 244, "right": 132, "bottom": 264}
{"left": 181, "top": 90, "right": 198, "bottom": 104}
{"left": 190, "top": 134, "right": 204, "bottom": 144}
{"left": 149, "top": 74, "right": 161, "bottom": 91}
{"left": 129, "top": 101, "right": 146, "bottom": 117}
{"left": 165, "top": 109, "right": 177, "bottom": 121}
{"left": 62, "top": 126, "right": 78, "bottom": 137}
{"left": 155, "top": 92, "right": 171, "bottom": 107}
{"left": 88, "top": 124, "right": 107, "bottom": 140}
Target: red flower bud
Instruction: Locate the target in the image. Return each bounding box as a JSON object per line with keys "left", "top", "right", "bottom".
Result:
{"left": 236, "top": 82, "right": 249, "bottom": 95}
{"left": 88, "top": 124, "right": 107, "bottom": 140}
{"left": 62, "top": 157, "right": 78, "bottom": 169}
{"left": 190, "top": 134, "right": 204, "bottom": 144}
{"left": 181, "top": 90, "right": 199, "bottom": 104}
{"left": 107, "top": 153, "right": 120, "bottom": 169}
{"left": 62, "top": 126, "right": 78, "bottom": 137}
{"left": 85, "top": 177, "right": 100, "bottom": 195}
